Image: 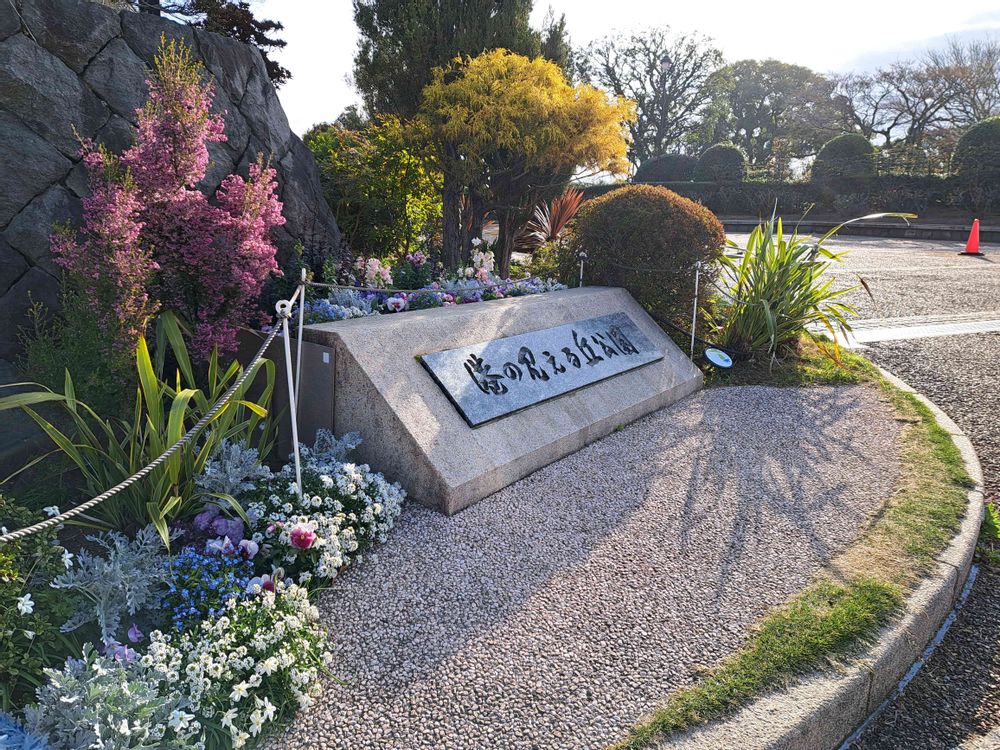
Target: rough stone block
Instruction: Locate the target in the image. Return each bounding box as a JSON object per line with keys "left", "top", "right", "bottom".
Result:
{"left": 0, "top": 34, "right": 108, "bottom": 156}
{"left": 83, "top": 37, "right": 149, "bottom": 120}
{"left": 0, "top": 110, "right": 72, "bottom": 226}
{"left": 0, "top": 266, "right": 57, "bottom": 358}
{"left": 121, "top": 9, "right": 194, "bottom": 65}
{"left": 20, "top": 0, "right": 120, "bottom": 72}
{"left": 3, "top": 185, "right": 82, "bottom": 273}
{"left": 0, "top": 236, "right": 27, "bottom": 295}
{"left": 0, "top": 2, "right": 18, "bottom": 40}
{"left": 303, "top": 287, "right": 703, "bottom": 514}
{"left": 195, "top": 28, "right": 253, "bottom": 101}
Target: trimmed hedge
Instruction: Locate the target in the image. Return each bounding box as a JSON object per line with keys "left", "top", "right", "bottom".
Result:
{"left": 567, "top": 185, "right": 725, "bottom": 325}
{"left": 813, "top": 134, "right": 876, "bottom": 180}
{"left": 588, "top": 175, "right": 998, "bottom": 216}
{"left": 952, "top": 116, "right": 1000, "bottom": 181}
{"left": 634, "top": 153, "right": 697, "bottom": 183}
{"left": 693, "top": 143, "right": 747, "bottom": 182}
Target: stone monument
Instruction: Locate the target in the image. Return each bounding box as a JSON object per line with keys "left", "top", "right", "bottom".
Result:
{"left": 303, "top": 287, "right": 702, "bottom": 514}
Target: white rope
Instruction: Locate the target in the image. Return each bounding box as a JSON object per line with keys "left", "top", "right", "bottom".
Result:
{"left": 0, "top": 286, "right": 304, "bottom": 546}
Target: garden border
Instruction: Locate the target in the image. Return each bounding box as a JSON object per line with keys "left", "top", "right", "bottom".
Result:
{"left": 649, "top": 366, "right": 985, "bottom": 750}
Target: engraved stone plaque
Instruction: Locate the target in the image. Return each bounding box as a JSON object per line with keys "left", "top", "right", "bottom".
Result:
{"left": 420, "top": 312, "right": 663, "bottom": 426}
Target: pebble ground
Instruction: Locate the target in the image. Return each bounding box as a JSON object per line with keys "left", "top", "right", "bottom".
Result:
{"left": 268, "top": 386, "right": 899, "bottom": 750}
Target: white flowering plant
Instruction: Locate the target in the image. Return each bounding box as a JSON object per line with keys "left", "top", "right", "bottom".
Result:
{"left": 244, "top": 432, "right": 404, "bottom": 587}
{"left": 141, "top": 582, "right": 332, "bottom": 749}
{"left": 0, "top": 495, "right": 81, "bottom": 711}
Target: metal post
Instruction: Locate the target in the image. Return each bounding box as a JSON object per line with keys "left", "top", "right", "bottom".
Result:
{"left": 294, "top": 268, "right": 305, "bottom": 413}
{"left": 578, "top": 251, "right": 587, "bottom": 288}
{"left": 690, "top": 262, "right": 700, "bottom": 360}
{"left": 276, "top": 299, "right": 303, "bottom": 500}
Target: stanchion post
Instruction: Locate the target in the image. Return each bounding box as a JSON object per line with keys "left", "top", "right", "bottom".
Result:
{"left": 276, "top": 299, "right": 303, "bottom": 500}
{"left": 578, "top": 250, "right": 587, "bottom": 288}
{"left": 294, "top": 267, "right": 305, "bottom": 413}
{"left": 690, "top": 261, "right": 700, "bottom": 360}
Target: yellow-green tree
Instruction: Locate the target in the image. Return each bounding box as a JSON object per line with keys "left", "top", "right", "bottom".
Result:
{"left": 419, "top": 49, "right": 635, "bottom": 274}
{"left": 305, "top": 115, "right": 442, "bottom": 259}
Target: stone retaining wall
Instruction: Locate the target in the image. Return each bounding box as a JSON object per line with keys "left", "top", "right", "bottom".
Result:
{"left": 0, "top": 0, "right": 341, "bottom": 357}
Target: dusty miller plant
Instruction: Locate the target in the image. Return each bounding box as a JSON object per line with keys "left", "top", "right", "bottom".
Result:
{"left": 196, "top": 439, "right": 273, "bottom": 499}
{"left": 51, "top": 525, "right": 175, "bottom": 641}
{"left": 297, "top": 429, "right": 363, "bottom": 473}
{"left": 24, "top": 644, "right": 200, "bottom": 750}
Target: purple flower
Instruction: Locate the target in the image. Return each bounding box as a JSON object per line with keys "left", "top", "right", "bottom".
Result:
{"left": 238, "top": 539, "right": 259, "bottom": 560}
{"left": 103, "top": 639, "right": 138, "bottom": 663}
{"left": 211, "top": 516, "right": 245, "bottom": 543}
{"left": 127, "top": 623, "right": 144, "bottom": 643}
{"left": 193, "top": 506, "right": 220, "bottom": 532}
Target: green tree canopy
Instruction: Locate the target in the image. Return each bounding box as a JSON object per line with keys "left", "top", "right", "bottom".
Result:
{"left": 418, "top": 49, "right": 635, "bottom": 273}
{"left": 353, "top": 0, "right": 568, "bottom": 117}
{"left": 305, "top": 116, "right": 442, "bottom": 259}
{"left": 690, "top": 59, "right": 847, "bottom": 176}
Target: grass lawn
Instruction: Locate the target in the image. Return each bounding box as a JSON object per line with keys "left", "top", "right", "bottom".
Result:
{"left": 612, "top": 337, "right": 974, "bottom": 750}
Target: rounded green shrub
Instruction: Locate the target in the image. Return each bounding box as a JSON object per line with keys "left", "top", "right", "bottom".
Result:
{"left": 812, "top": 133, "right": 876, "bottom": 180}
{"left": 693, "top": 143, "right": 747, "bottom": 182}
{"left": 566, "top": 185, "right": 726, "bottom": 324}
{"left": 634, "top": 153, "right": 697, "bottom": 183}
{"left": 952, "top": 116, "right": 1000, "bottom": 181}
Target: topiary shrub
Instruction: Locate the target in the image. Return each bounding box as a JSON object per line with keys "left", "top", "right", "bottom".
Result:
{"left": 952, "top": 116, "right": 1000, "bottom": 182}
{"left": 634, "top": 153, "right": 697, "bottom": 183}
{"left": 693, "top": 143, "right": 747, "bottom": 182}
{"left": 812, "top": 133, "right": 876, "bottom": 181}
{"left": 566, "top": 185, "right": 725, "bottom": 325}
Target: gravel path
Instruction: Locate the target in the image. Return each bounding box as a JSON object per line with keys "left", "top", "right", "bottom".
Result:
{"left": 269, "top": 385, "right": 899, "bottom": 750}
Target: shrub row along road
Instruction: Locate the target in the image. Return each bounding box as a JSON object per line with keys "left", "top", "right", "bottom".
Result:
{"left": 766, "top": 233, "right": 999, "bottom": 749}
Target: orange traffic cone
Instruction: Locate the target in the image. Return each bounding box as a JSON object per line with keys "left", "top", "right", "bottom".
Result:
{"left": 960, "top": 219, "right": 985, "bottom": 257}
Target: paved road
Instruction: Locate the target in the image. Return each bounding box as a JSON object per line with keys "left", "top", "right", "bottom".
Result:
{"left": 732, "top": 233, "right": 1000, "bottom": 750}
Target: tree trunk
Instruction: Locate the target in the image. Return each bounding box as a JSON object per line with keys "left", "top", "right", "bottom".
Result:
{"left": 495, "top": 210, "right": 517, "bottom": 278}
{"left": 442, "top": 175, "right": 462, "bottom": 271}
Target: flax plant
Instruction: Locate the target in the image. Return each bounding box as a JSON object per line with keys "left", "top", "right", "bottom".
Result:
{"left": 0, "top": 313, "right": 275, "bottom": 544}
{"left": 712, "top": 212, "right": 914, "bottom": 361}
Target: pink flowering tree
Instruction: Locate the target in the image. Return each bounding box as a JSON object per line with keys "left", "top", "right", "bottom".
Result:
{"left": 53, "top": 38, "right": 284, "bottom": 359}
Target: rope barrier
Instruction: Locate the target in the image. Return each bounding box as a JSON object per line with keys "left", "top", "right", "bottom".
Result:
{"left": 0, "top": 285, "right": 303, "bottom": 546}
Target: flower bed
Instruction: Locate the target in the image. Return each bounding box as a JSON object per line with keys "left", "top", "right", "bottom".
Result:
{"left": 296, "top": 245, "right": 565, "bottom": 326}
{"left": 0, "top": 431, "right": 404, "bottom": 749}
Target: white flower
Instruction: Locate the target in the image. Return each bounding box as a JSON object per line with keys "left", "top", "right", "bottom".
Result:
{"left": 230, "top": 681, "right": 250, "bottom": 702}
{"left": 471, "top": 237, "right": 482, "bottom": 247}
{"left": 16, "top": 593, "right": 34, "bottom": 615}
{"left": 260, "top": 696, "right": 276, "bottom": 722}
{"left": 42, "top": 506, "right": 60, "bottom": 517}
{"left": 23, "top": 629, "right": 35, "bottom": 640}
{"left": 167, "top": 709, "right": 194, "bottom": 732}
{"left": 61, "top": 549, "right": 74, "bottom": 569}
{"left": 220, "top": 707, "right": 238, "bottom": 729}
{"left": 249, "top": 712, "right": 265, "bottom": 736}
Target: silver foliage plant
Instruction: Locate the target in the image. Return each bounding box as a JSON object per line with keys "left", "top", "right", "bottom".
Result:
{"left": 51, "top": 525, "right": 175, "bottom": 642}
{"left": 24, "top": 645, "right": 201, "bottom": 750}
{"left": 296, "top": 429, "right": 363, "bottom": 473}
{"left": 196, "top": 439, "right": 273, "bottom": 499}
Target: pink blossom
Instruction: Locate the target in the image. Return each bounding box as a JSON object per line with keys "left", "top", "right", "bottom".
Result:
{"left": 51, "top": 40, "right": 283, "bottom": 360}
{"left": 289, "top": 524, "right": 317, "bottom": 550}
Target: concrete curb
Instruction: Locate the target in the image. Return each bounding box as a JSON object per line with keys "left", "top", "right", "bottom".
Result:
{"left": 651, "top": 368, "right": 985, "bottom": 750}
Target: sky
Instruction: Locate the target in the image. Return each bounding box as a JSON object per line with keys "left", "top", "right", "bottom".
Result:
{"left": 255, "top": 0, "right": 1000, "bottom": 136}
